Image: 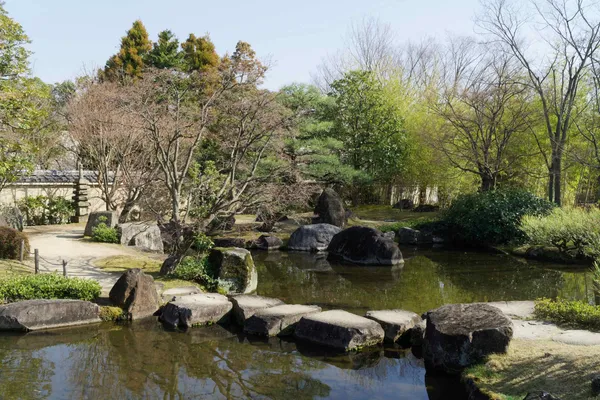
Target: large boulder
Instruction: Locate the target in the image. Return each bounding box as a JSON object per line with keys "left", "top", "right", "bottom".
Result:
{"left": 84, "top": 211, "right": 118, "bottom": 237}
{"left": 295, "top": 310, "right": 385, "bottom": 351}
{"left": 209, "top": 247, "right": 258, "bottom": 294}
{"left": 109, "top": 269, "right": 160, "bottom": 320}
{"left": 313, "top": 188, "right": 346, "bottom": 228}
{"left": 244, "top": 304, "right": 321, "bottom": 336}
{"left": 0, "top": 206, "right": 23, "bottom": 231}
{"left": 119, "top": 221, "right": 164, "bottom": 253}
{"left": 365, "top": 309, "right": 422, "bottom": 344}
{"left": 213, "top": 237, "right": 247, "bottom": 248}
{"left": 327, "top": 226, "right": 403, "bottom": 265}
{"left": 229, "top": 294, "right": 285, "bottom": 325}
{"left": 160, "top": 293, "right": 233, "bottom": 329}
{"left": 0, "top": 299, "right": 100, "bottom": 331}
{"left": 423, "top": 303, "right": 513, "bottom": 374}
{"left": 288, "top": 224, "right": 342, "bottom": 252}
{"left": 254, "top": 235, "right": 283, "bottom": 251}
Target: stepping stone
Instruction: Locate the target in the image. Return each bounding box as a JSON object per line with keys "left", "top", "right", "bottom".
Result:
{"left": 161, "top": 286, "right": 202, "bottom": 303}
{"left": 244, "top": 304, "right": 321, "bottom": 336}
{"left": 365, "top": 309, "right": 422, "bottom": 344}
{"left": 0, "top": 300, "right": 100, "bottom": 331}
{"left": 160, "top": 293, "right": 232, "bottom": 329}
{"left": 229, "top": 294, "right": 285, "bottom": 325}
{"left": 295, "top": 310, "right": 385, "bottom": 351}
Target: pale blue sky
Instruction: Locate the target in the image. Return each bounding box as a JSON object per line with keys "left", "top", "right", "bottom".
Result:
{"left": 5, "top": 0, "right": 480, "bottom": 90}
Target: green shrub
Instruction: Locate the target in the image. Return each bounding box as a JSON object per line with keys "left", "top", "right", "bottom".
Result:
{"left": 443, "top": 189, "right": 555, "bottom": 246}
{"left": 521, "top": 208, "right": 600, "bottom": 259}
{"left": 91, "top": 223, "right": 120, "bottom": 244}
{"left": 0, "top": 274, "right": 101, "bottom": 303}
{"left": 193, "top": 232, "right": 214, "bottom": 253}
{"left": 168, "top": 256, "right": 218, "bottom": 291}
{"left": 17, "top": 195, "right": 74, "bottom": 226}
{"left": 534, "top": 298, "right": 600, "bottom": 331}
{"left": 0, "top": 226, "right": 29, "bottom": 260}
{"left": 47, "top": 197, "right": 74, "bottom": 224}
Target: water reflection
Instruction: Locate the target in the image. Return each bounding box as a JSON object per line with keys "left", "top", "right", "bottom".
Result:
{"left": 253, "top": 247, "right": 593, "bottom": 314}
{"left": 0, "top": 322, "right": 465, "bottom": 400}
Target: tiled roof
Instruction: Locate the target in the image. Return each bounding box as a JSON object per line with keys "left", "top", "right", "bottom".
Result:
{"left": 13, "top": 170, "right": 113, "bottom": 184}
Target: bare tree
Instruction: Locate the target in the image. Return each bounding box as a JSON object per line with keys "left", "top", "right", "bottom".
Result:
{"left": 478, "top": 0, "right": 600, "bottom": 204}
{"left": 432, "top": 40, "right": 535, "bottom": 191}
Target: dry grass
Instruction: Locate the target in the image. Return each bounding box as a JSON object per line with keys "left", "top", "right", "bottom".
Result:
{"left": 465, "top": 339, "right": 600, "bottom": 400}
{"left": 94, "top": 255, "right": 202, "bottom": 291}
{"left": 0, "top": 259, "right": 32, "bottom": 278}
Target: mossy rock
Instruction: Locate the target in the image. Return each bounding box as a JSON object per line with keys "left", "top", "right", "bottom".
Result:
{"left": 208, "top": 247, "right": 257, "bottom": 294}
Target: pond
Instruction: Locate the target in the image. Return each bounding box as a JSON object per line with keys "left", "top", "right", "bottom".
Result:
{"left": 0, "top": 247, "right": 593, "bottom": 400}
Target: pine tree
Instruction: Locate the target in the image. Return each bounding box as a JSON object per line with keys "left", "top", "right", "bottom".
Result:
{"left": 147, "top": 29, "right": 182, "bottom": 69}
{"left": 102, "top": 20, "right": 152, "bottom": 82}
{"left": 181, "top": 34, "right": 219, "bottom": 73}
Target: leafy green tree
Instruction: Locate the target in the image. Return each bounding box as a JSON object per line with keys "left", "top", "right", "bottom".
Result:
{"left": 0, "top": 3, "right": 29, "bottom": 79}
{"left": 102, "top": 20, "right": 152, "bottom": 82}
{"left": 329, "top": 70, "right": 408, "bottom": 201}
{"left": 147, "top": 29, "right": 182, "bottom": 69}
{"left": 181, "top": 33, "right": 219, "bottom": 73}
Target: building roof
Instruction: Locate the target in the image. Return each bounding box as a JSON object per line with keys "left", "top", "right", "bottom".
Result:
{"left": 13, "top": 170, "right": 112, "bottom": 184}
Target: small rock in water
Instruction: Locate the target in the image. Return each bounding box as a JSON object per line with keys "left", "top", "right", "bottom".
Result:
{"left": 229, "top": 294, "right": 284, "bottom": 325}
{"left": 592, "top": 375, "right": 600, "bottom": 395}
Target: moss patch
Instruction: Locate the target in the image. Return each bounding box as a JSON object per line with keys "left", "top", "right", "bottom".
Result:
{"left": 464, "top": 339, "right": 600, "bottom": 399}
{"left": 94, "top": 255, "right": 202, "bottom": 291}
{"left": 99, "top": 306, "right": 125, "bottom": 321}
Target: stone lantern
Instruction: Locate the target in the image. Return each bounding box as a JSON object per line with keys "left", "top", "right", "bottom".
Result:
{"left": 71, "top": 165, "right": 90, "bottom": 223}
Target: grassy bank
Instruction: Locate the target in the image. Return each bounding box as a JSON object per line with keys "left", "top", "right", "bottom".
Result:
{"left": 464, "top": 339, "right": 600, "bottom": 400}
{"left": 0, "top": 259, "right": 32, "bottom": 278}
{"left": 94, "top": 255, "right": 202, "bottom": 291}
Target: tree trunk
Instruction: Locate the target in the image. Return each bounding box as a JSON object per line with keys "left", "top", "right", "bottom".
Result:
{"left": 480, "top": 174, "right": 496, "bottom": 192}
{"left": 548, "top": 161, "right": 555, "bottom": 204}
{"left": 554, "top": 154, "right": 562, "bottom": 206}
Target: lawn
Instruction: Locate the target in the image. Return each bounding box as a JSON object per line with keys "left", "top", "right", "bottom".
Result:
{"left": 94, "top": 255, "right": 202, "bottom": 291}
{"left": 464, "top": 339, "right": 600, "bottom": 400}
{"left": 0, "top": 259, "right": 32, "bottom": 278}
{"left": 350, "top": 205, "right": 440, "bottom": 223}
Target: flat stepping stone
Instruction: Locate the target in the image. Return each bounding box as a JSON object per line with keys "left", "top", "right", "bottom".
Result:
{"left": 295, "top": 310, "right": 385, "bottom": 351}
{"left": 229, "top": 294, "right": 285, "bottom": 325}
{"left": 160, "top": 293, "right": 232, "bottom": 329}
{"left": 552, "top": 330, "right": 600, "bottom": 346}
{"left": 244, "top": 304, "right": 321, "bottom": 336}
{"left": 365, "top": 309, "right": 421, "bottom": 343}
{"left": 0, "top": 300, "right": 100, "bottom": 331}
{"left": 161, "top": 286, "right": 202, "bottom": 303}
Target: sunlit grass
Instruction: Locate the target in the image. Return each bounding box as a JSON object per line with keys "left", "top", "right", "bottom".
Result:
{"left": 0, "top": 259, "right": 32, "bottom": 278}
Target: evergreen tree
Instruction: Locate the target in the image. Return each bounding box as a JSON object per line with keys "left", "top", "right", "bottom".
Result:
{"left": 181, "top": 34, "right": 219, "bottom": 72}
{"left": 147, "top": 29, "right": 182, "bottom": 69}
{"left": 102, "top": 20, "right": 151, "bottom": 82}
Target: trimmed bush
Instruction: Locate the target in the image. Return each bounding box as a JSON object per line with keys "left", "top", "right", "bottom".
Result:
{"left": 91, "top": 223, "right": 120, "bottom": 244}
{"left": 168, "top": 256, "right": 218, "bottom": 291}
{"left": 17, "top": 195, "right": 74, "bottom": 226}
{"left": 0, "top": 274, "right": 101, "bottom": 303}
{"left": 534, "top": 298, "right": 600, "bottom": 331}
{"left": 0, "top": 226, "right": 29, "bottom": 260}
{"left": 521, "top": 208, "right": 600, "bottom": 259}
{"left": 443, "top": 189, "right": 555, "bottom": 246}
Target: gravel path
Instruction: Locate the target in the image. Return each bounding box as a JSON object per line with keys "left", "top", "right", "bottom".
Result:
{"left": 25, "top": 224, "right": 141, "bottom": 295}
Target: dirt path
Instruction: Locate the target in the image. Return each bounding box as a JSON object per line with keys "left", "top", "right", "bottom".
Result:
{"left": 25, "top": 224, "right": 143, "bottom": 295}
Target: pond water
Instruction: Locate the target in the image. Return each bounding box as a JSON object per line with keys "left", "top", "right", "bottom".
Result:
{"left": 0, "top": 247, "right": 593, "bottom": 400}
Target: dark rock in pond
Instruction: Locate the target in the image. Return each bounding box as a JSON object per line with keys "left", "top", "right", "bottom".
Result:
{"left": 288, "top": 223, "right": 342, "bottom": 252}
{"left": 244, "top": 304, "right": 321, "bottom": 336}
{"left": 327, "top": 226, "right": 403, "bottom": 265}
{"left": 413, "top": 204, "right": 440, "bottom": 213}
{"left": 411, "top": 320, "right": 426, "bottom": 347}
{"left": 213, "top": 237, "right": 247, "bottom": 248}
{"left": 393, "top": 199, "right": 414, "bottom": 210}
{"left": 398, "top": 227, "right": 433, "bottom": 245}
{"left": 0, "top": 299, "right": 100, "bottom": 331}
{"left": 592, "top": 375, "right": 600, "bottom": 395}
{"left": 295, "top": 310, "right": 385, "bottom": 351}
{"left": 423, "top": 303, "right": 513, "bottom": 374}
{"left": 160, "top": 293, "right": 233, "bottom": 328}
{"left": 229, "top": 294, "right": 285, "bottom": 325}
{"left": 118, "top": 221, "right": 164, "bottom": 253}
{"left": 365, "top": 309, "right": 421, "bottom": 344}
{"left": 254, "top": 235, "right": 283, "bottom": 251}
{"left": 84, "top": 210, "right": 118, "bottom": 237}
{"left": 109, "top": 268, "right": 160, "bottom": 320}
{"left": 313, "top": 188, "right": 346, "bottom": 228}
{"left": 209, "top": 247, "right": 257, "bottom": 294}
{"left": 523, "top": 392, "right": 562, "bottom": 400}
{"left": 383, "top": 231, "right": 395, "bottom": 240}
